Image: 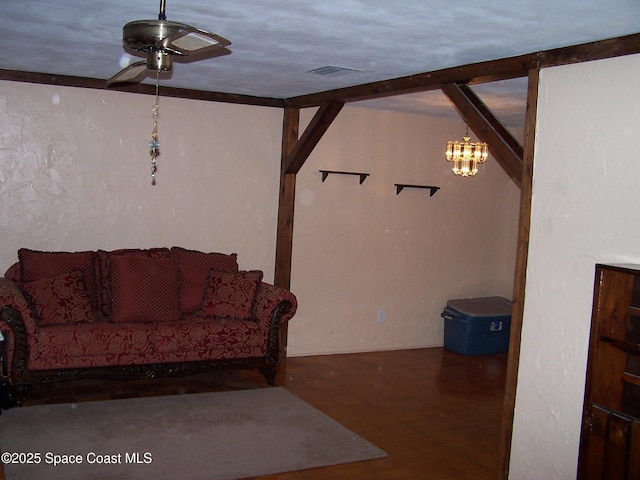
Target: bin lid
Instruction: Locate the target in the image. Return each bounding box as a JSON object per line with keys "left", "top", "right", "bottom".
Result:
{"left": 445, "top": 296, "right": 512, "bottom": 317}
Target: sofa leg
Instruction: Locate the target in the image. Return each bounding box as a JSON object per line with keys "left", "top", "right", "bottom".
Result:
{"left": 259, "top": 364, "right": 277, "bottom": 386}
{"left": 0, "top": 381, "right": 18, "bottom": 412}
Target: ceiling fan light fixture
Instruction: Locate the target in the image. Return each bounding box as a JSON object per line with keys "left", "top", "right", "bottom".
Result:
{"left": 109, "top": 0, "right": 230, "bottom": 86}
{"left": 146, "top": 51, "right": 172, "bottom": 72}
{"left": 123, "top": 20, "right": 184, "bottom": 53}
{"left": 108, "top": 0, "right": 232, "bottom": 184}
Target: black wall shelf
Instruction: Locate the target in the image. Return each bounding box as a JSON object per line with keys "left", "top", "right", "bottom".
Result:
{"left": 394, "top": 184, "right": 440, "bottom": 196}
{"left": 320, "top": 170, "right": 370, "bottom": 184}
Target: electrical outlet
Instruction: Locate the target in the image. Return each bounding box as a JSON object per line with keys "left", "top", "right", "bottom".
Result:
{"left": 378, "top": 309, "right": 386, "bottom": 322}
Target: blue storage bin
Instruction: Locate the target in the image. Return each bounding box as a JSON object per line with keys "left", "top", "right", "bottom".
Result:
{"left": 441, "top": 296, "right": 512, "bottom": 355}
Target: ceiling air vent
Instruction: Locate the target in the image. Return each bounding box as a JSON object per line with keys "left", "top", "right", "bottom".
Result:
{"left": 306, "top": 66, "right": 361, "bottom": 77}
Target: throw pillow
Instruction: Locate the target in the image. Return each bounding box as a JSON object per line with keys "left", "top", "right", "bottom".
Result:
{"left": 171, "top": 247, "right": 239, "bottom": 313}
{"left": 97, "top": 248, "right": 172, "bottom": 317}
{"left": 18, "top": 249, "right": 99, "bottom": 312}
{"left": 21, "top": 270, "right": 96, "bottom": 326}
{"left": 4, "top": 262, "right": 21, "bottom": 283}
{"left": 109, "top": 253, "right": 180, "bottom": 323}
{"left": 199, "top": 269, "right": 263, "bottom": 320}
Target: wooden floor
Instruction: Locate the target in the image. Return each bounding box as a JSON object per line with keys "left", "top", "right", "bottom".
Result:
{"left": 9, "top": 348, "right": 507, "bottom": 480}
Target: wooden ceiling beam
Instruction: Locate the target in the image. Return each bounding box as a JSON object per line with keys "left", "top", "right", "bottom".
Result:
{"left": 442, "top": 83, "right": 523, "bottom": 188}
{"left": 1, "top": 33, "right": 638, "bottom": 111}
{"left": 285, "top": 56, "right": 534, "bottom": 108}
{"left": 283, "top": 102, "right": 344, "bottom": 175}
{"left": 0, "top": 69, "right": 285, "bottom": 108}
{"left": 285, "top": 33, "right": 640, "bottom": 109}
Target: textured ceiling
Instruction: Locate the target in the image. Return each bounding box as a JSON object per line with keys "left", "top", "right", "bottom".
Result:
{"left": 2, "top": 0, "right": 639, "bottom": 127}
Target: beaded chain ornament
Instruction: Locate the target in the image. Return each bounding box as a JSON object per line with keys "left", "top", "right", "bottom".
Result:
{"left": 149, "top": 72, "right": 161, "bottom": 185}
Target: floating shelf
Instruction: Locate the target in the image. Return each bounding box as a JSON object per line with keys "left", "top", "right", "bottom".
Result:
{"left": 320, "top": 170, "right": 370, "bottom": 184}
{"left": 394, "top": 184, "right": 440, "bottom": 196}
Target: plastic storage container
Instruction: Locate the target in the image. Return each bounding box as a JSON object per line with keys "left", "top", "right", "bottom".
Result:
{"left": 441, "top": 296, "right": 512, "bottom": 355}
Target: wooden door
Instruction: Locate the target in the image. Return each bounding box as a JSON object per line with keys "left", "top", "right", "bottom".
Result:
{"left": 578, "top": 264, "right": 640, "bottom": 480}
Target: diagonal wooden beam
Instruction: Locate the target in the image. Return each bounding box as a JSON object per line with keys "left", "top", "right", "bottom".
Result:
{"left": 442, "top": 83, "right": 523, "bottom": 188}
{"left": 284, "top": 102, "right": 344, "bottom": 174}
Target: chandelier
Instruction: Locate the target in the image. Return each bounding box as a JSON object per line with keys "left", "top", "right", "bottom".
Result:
{"left": 445, "top": 126, "right": 488, "bottom": 177}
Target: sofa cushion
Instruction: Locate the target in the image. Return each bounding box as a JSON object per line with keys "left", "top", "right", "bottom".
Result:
{"left": 110, "top": 253, "right": 180, "bottom": 323}
{"left": 151, "top": 315, "right": 265, "bottom": 355}
{"left": 199, "top": 270, "right": 263, "bottom": 320}
{"left": 31, "top": 320, "right": 158, "bottom": 368}
{"left": 21, "top": 270, "right": 96, "bottom": 326}
{"left": 171, "top": 247, "right": 239, "bottom": 313}
{"left": 97, "top": 248, "right": 172, "bottom": 316}
{"left": 18, "top": 249, "right": 99, "bottom": 312}
{"left": 29, "top": 316, "right": 267, "bottom": 370}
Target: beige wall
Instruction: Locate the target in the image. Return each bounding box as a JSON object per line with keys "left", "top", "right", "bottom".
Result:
{"left": 288, "top": 106, "right": 520, "bottom": 355}
{"left": 0, "top": 82, "right": 283, "bottom": 276}
{"left": 0, "top": 80, "right": 520, "bottom": 356}
{"left": 510, "top": 53, "right": 640, "bottom": 479}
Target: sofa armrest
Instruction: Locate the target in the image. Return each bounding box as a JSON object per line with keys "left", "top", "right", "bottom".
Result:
{"left": 1, "top": 305, "right": 32, "bottom": 384}
{"left": 0, "top": 278, "right": 38, "bottom": 337}
{"left": 0, "top": 278, "right": 37, "bottom": 385}
{"left": 253, "top": 282, "right": 297, "bottom": 332}
{"left": 253, "top": 282, "right": 297, "bottom": 385}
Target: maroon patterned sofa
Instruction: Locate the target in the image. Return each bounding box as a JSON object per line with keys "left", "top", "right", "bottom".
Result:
{"left": 0, "top": 247, "right": 297, "bottom": 409}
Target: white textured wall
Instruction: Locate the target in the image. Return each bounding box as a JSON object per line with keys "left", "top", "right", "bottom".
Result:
{"left": 510, "top": 54, "right": 640, "bottom": 479}
{"left": 0, "top": 81, "right": 282, "bottom": 277}
{"left": 288, "top": 106, "right": 520, "bottom": 355}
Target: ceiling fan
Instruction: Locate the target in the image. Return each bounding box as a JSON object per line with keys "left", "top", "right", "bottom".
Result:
{"left": 108, "top": 0, "right": 231, "bottom": 85}
{"left": 107, "top": 1, "right": 231, "bottom": 185}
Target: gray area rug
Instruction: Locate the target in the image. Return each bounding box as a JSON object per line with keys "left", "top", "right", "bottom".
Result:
{"left": 0, "top": 387, "right": 386, "bottom": 480}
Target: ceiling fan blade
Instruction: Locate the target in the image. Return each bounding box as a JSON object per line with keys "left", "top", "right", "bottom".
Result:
{"left": 107, "top": 61, "right": 149, "bottom": 85}
{"left": 159, "top": 27, "right": 231, "bottom": 56}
